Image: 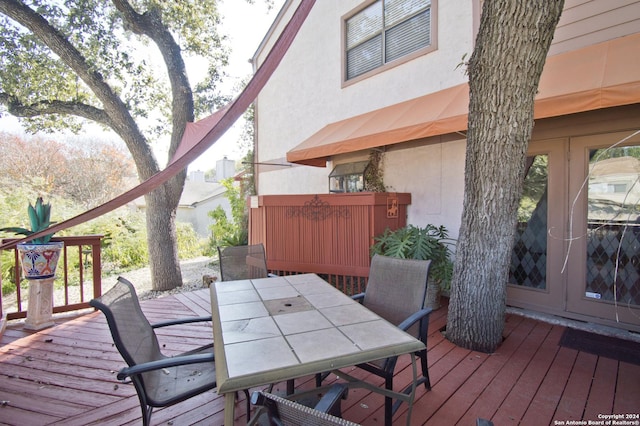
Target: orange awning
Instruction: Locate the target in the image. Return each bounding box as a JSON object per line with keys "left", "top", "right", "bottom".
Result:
{"left": 287, "top": 33, "right": 640, "bottom": 166}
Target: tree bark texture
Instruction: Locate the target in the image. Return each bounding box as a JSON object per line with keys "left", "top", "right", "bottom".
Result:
{"left": 446, "top": 0, "right": 564, "bottom": 353}
{"left": 145, "top": 189, "right": 182, "bottom": 291}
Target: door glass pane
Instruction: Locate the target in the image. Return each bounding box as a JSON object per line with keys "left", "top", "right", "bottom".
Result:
{"left": 510, "top": 155, "right": 548, "bottom": 289}
{"left": 586, "top": 146, "right": 640, "bottom": 306}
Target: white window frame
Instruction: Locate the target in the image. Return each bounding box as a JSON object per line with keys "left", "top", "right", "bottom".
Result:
{"left": 342, "top": 0, "right": 438, "bottom": 85}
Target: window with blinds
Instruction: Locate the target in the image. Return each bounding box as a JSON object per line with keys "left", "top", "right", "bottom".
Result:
{"left": 345, "top": 0, "right": 432, "bottom": 81}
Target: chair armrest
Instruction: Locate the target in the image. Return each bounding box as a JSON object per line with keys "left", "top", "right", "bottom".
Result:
{"left": 351, "top": 293, "right": 365, "bottom": 303}
{"left": 396, "top": 307, "right": 432, "bottom": 333}
{"left": 151, "top": 316, "right": 212, "bottom": 329}
{"left": 117, "top": 353, "right": 214, "bottom": 380}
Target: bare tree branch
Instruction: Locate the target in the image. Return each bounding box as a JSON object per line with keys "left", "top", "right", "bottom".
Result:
{"left": 1, "top": 92, "right": 110, "bottom": 125}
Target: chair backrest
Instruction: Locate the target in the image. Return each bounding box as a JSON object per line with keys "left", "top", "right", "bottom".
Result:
{"left": 90, "top": 277, "right": 162, "bottom": 369}
{"left": 217, "top": 243, "right": 269, "bottom": 281}
{"left": 362, "top": 254, "right": 431, "bottom": 334}
{"left": 251, "top": 391, "right": 360, "bottom": 426}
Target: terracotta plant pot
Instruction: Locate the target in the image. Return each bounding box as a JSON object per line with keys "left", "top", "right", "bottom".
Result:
{"left": 17, "top": 241, "right": 64, "bottom": 280}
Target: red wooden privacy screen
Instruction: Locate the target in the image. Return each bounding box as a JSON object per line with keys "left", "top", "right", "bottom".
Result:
{"left": 249, "top": 193, "right": 410, "bottom": 287}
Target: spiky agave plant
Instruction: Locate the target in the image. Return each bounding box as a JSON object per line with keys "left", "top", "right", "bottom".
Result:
{"left": 0, "top": 197, "right": 55, "bottom": 244}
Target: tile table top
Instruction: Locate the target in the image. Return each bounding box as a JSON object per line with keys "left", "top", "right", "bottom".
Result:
{"left": 210, "top": 273, "right": 425, "bottom": 393}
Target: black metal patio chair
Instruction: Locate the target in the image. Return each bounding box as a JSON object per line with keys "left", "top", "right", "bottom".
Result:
{"left": 249, "top": 383, "right": 359, "bottom": 426}
{"left": 90, "top": 276, "right": 249, "bottom": 426}
{"left": 218, "top": 243, "right": 271, "bottom": 281}
{"left": 317, "top": 254, "right": 433, "bottom": 426}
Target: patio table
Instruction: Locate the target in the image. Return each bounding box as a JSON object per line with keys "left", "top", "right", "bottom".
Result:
{"left": 210, "top": 273, "right": 425, "bottom": 426}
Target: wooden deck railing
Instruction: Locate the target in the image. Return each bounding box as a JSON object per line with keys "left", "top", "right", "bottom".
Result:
{"left": 249, "top": 192, "right": 410, "bottom": 294}
{"left": 0, "top": 235, "right": 103, "bottom": 321}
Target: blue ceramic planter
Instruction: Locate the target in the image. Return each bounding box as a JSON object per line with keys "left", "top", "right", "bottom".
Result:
{"left": 17, "top": 241, "right": 64, "bottom": 280}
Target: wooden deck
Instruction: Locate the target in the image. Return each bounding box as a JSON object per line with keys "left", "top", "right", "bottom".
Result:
{"left": 1, "top": 289, "right": 638, "bottom": 426}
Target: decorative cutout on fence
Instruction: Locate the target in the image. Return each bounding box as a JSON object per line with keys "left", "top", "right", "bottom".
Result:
{"left": 286, "top": 195, "right": 351, "bottom": 221}
{"left": 387, "top": 197, "right": 399, "bottom": 218}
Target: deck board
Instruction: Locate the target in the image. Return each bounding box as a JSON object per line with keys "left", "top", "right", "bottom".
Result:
{"left": 551, "top": 350, "right": 595, "bottom": 422}
{"left": 528, "top": 348, "right": 577, "bottom": 425}
{"left": 468, "top": 319, "right": 548, "bottom": 418}
{"left": 454, "top": 320, "right": 541, "bottom": 424}
{"left": 584, "top": 357, "right": 618, "bottom": 420}
{"left": 489, "top": 324, "right": 563, "bottom": 426}
{"left": 615, "top": 362, "right": 640, "bottom": 414}
{"left": 1, "top": 290, "right": 638, "bottom": 426}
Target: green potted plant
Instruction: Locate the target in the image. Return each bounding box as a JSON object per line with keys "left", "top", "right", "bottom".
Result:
{"left": 371, "top": 224, "right": 455, "bottom": 309}
{"left": 0, "top": 197, "right": 63, "bottom": 280}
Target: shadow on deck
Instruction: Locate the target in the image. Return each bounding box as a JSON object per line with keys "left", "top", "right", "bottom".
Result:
{"left": 1, "top": 288, "right": 638, "bottom": 425}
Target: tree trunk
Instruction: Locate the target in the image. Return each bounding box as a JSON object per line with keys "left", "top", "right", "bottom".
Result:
{"left": 446, "top": 0, "right": 564, "bottom": 353}
{"left": 145, "top": 184, "right": 183, "bottom": 291}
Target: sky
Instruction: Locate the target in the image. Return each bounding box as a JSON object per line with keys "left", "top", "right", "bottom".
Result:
{"left": 0, "top": 0, "right": 286, "bottom": 174}
{"left": 185, "top": 0, "right": 286, "bottom": 173}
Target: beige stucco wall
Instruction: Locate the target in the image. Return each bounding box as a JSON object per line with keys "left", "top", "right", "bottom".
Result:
{"left": 255, "top": 0, "right": 474, "bottom": 157}
{"left": 253, "top": 0, "right": 640, "bottom": 240}
{"left": 254, "top": 0, "right": 474, "bottom": 237}
{"left": 384, "top": 138, "right": 466, "bottom": 235}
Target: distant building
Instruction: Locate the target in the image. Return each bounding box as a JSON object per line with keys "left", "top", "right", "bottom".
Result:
{"left": 189, "top": 170, "right": 206, "bottom": 183}
{"left": 136, "top": 157, "right": 238, "bottom": 237}
{"left": 177, "top": 180, "right": 229, "bottom": 237}
{"left": 216, "top": 156, "right": 236, "bottom": 182}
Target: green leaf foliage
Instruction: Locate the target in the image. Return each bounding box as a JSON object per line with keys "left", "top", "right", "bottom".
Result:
{"left": 175, "top": 221, "right": 207, "bottom": 259}
{"left": 0, "top": 183, "right": 209, "bottom": 298}
{"left": 208, "top": 177, "right": 250, "bottom": 249}
{"left": 0, "top": 0, "right": 228, "bottom": 133}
